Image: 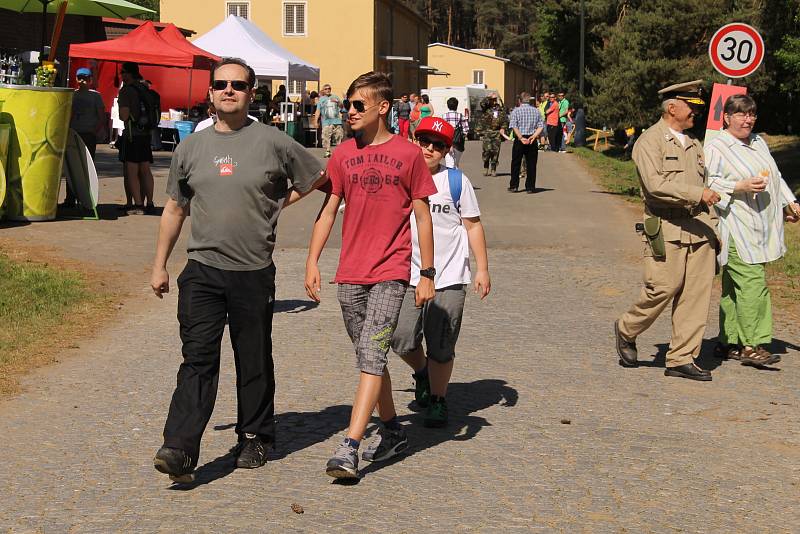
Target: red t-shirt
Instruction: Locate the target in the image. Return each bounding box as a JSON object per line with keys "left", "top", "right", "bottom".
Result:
{"left": 545, "top": 101, "right": 559, "bottom": 127}
{"left": 326, "top": 135, "right": 436, "bottom": 284}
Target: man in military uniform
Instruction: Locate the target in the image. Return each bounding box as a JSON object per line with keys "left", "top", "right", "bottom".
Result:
{"left": 614, "top": 80, "right": 721, "bottom": 381}
{"left": 475, "top": 92, "right": 508, "bottom": 176}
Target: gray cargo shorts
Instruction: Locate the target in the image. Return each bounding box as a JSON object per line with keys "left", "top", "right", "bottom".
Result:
{"left": 337, "top": 281, "right": 407, "bottom": 376}
{"left": 391, "top": 284, "right": 466, "bottom": 363}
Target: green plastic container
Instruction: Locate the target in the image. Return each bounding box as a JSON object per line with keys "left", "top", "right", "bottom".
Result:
{"left": 0, "top": 85, "right": 73, "bottom": 221}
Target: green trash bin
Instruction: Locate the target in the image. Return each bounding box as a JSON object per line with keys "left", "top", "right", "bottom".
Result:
{"left": 0, "top": 85, "right": 73, "bottom": 221}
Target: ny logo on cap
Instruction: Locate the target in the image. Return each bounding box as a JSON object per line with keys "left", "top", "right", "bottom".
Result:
{"left": 432, "top": 120, "right": 444, "bottom": 132}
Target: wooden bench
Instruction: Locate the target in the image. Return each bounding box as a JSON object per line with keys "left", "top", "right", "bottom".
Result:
{"left": 585, "top": 128, "right": 612, "bottom": 151}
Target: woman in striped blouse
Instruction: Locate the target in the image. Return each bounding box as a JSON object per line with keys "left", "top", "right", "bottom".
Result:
{"left": 705, "top": 94, "right": 800, "bottom": 367}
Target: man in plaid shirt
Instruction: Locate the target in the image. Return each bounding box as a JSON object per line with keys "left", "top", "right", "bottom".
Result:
{"left": 442, "top": 97, "right": 470, "bottom": 168}
{"left": 508, "top": 91, "right": 544, "bottom": 193}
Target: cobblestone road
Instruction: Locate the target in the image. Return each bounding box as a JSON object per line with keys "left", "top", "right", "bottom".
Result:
{"left": 1, "top": 140, "right": 798, "bottom": 532}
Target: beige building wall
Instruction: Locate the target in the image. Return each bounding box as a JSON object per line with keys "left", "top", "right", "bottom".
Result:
{"left": 426, "top": 44, "right": 535, "bottom": 107}
{"left": 160, "top": 0, "right": 428, "bottom": 100}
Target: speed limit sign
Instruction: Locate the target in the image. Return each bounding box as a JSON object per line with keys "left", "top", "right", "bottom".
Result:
{"left": 709, "top": 23, "right": 765, "bottom": 78}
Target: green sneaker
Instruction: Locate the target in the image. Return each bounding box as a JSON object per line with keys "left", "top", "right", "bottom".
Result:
{"left": 413, "top": 370, "right": 430, "bottom": 408}
{"left": 424, "top": 396, "right": 448, "bottom": 428}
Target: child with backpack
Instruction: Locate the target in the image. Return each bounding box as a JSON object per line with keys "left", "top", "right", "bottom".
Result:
{"left": 391, "top": 116, "right": 491, "bottom": 428}
{"left": 304, "top": 72, "right": 437, "bottom": 479}
{"left": 442, "top": 97, "right": 469, "bottom": 168}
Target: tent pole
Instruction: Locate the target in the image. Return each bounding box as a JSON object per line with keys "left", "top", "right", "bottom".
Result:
{"left": 187, "top": 68, "right": 193, "bottom": 110}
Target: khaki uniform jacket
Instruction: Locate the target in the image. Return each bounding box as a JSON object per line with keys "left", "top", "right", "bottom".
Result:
{"left": 632, "top": 118, "right": 717, "bottom": 244}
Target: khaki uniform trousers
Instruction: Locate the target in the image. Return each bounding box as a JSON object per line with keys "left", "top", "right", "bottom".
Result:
{"left": 618, "top": 239, "right": 716, "bottom": 367}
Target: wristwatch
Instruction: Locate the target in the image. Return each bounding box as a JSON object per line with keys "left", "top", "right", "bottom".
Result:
{"left": 419, "top": 267, "right": 436, "bottom": 280}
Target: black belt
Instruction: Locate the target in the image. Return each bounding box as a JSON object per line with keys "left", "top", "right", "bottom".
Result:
{"left": 647, "top": 204, "right": 707, "bottom": 220}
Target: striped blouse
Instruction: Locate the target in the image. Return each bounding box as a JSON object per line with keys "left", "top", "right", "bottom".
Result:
{"left": 704, "top": 130, "right": 797, "bottom": 265}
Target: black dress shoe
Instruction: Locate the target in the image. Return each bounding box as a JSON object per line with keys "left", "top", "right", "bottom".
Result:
{"left": 664, "top": 363, "right": 712, "bottom": 381}
{"left": 614, "top": 320, "right": 638, "bottom": 367}
{"left": 507, "top": 187, "right": 518, "bottom": 192}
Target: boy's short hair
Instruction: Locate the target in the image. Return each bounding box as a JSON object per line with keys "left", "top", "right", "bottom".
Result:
{"left": 447, "top": 97, "right": 458, "bottom": 111}
{"left": 212, "top": 57, "right": 257, "bottom": 89}
{"left": 346, "top": 71, "right": 393, "bottom": 104}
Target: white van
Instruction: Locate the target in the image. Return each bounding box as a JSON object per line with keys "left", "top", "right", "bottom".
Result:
{"left": 422, "top": 85, "right": 500, "bottom": 139}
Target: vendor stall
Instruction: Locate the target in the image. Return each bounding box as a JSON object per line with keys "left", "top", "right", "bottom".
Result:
{"left": 193, "top": 15, "right": 320, "bottom": 141}
{"left": 68, "top": 21, "right": 217, "bottom": 114}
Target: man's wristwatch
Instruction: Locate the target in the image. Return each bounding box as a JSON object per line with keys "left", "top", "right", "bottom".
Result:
{"left": 419, "top": 267, "right": 436, "bottom": 280}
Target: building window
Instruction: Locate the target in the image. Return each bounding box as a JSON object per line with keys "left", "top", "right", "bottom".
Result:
{"left": 288, "top": 79, "right": 304, "bottom": 96}
{"left": 283, "top": 2, "right": 307, "bottom": 36}
{"left": 227, "top": 1, "right": 249, "bottom": 19}
{"left": 472, "top": 70, "right": 484, "bottom": 85}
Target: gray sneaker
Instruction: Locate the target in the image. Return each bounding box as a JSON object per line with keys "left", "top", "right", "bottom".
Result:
{"left": 362, "top": 426, "right": 408, "bottom": 463}
{"left": 326, "top": 439, "right": 359, "bottom": 479}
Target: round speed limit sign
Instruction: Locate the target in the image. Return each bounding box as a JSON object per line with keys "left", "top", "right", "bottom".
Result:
{"left": 709, "top": 23, "right": 765, "bottom": 78}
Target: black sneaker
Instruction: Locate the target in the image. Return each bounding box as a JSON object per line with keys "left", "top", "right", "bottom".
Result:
{"left": 424, "top": 396, "right": 449, "bottom": 428}
{"left": 236, "top": 435, "right": 269, "bottom": 469}
{"left": 153, "top": 446, "right": 196, "bottom": 483}
{"left": 361, "top": 426, "right": 408, "bottom": 462}
{"left": 413, "top": 370, "right": 431, "bottom": 408}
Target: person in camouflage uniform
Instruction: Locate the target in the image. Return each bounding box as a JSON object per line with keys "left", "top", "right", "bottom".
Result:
{"left": 475, "top": 92, "right": 508, "bottom": 176}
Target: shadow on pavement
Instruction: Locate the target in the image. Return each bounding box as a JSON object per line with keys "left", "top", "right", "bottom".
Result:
{"left": 644, "top": 338, "right": 790, "bottom": 372}
{"left": 273, "top": 299, "right": 319, "bottom": 314}
{"left": 354, "top": 379, "right": 519, "bottom": 481}
{"left": 171, "top": 404, "right": 351, "bottom": 490}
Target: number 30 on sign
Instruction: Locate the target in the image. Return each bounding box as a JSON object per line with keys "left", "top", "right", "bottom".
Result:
{"left": 709, "top": 23, "right": 765, "bottom": 79}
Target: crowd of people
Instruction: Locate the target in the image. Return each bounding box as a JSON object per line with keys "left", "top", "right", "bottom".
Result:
{"left": 63, "top": 56, "right": 796, "bottom": 482}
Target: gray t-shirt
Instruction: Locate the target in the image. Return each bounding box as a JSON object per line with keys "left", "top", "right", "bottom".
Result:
{"left": 70, "top": 89, "right": 105, "bottom": 134}
{"left": 166, "top": 120, "right": 324, "bottom": 271}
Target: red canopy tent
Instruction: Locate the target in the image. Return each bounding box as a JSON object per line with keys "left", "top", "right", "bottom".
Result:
{"left": 68, "top": 21, "right": 218, "bottom": 112}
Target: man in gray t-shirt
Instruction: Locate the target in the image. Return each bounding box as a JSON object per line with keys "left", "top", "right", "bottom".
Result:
{"left": 150, "top": 58, "right": 325, "bottom": 483}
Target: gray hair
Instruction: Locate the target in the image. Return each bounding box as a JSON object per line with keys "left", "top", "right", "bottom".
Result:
{"left": 661, "top": 98, "right": 677, "bottom": 114}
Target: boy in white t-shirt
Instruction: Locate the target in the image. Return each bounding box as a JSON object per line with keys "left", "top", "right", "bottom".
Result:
{"left": 387, "top": 116, "right": 491, "bottom": 432}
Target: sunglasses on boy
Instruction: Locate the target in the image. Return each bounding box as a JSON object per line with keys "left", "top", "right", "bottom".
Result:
{"left": 416, "top": 135, "right": 448, "bottom": 152}
{"left": 211, "top": 79, "right": 251, "bottom": 92}
{"left": 344, "top": 99, "right": 380, "bottom": 113}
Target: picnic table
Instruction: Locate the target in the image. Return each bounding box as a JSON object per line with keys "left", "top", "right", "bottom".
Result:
{"left": 586, "top": 127, "right": 612, "bottom": 151}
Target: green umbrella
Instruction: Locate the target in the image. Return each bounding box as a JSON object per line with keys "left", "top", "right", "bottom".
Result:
{"left": 0, "top": 0, "right": 155, "bottom": 56}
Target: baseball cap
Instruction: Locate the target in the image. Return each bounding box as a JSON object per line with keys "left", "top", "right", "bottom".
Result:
{"left": 414, "top": 117, "right": 454, "bottom": 147}
{"left": 76, "top": 67, "right": 92, "bottom": 77}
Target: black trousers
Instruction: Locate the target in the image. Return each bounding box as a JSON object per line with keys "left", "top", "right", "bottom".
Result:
{"left": 548, "top": 124, "right": 563, "bottom": 153}
{"left": 510, "top": 137, "right": 539, "bottom": 191}
{"left": 162, "top": 260, "right": 276, "bottom": 457}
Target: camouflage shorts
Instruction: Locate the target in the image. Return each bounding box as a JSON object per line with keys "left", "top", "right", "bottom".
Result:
{"left": 337, "top": 281, "right": 406, "bottom": 376}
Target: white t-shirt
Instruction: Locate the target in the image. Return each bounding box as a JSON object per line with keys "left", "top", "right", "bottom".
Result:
{"left": 410, "top": 165, "right": 481, "bottom": 288}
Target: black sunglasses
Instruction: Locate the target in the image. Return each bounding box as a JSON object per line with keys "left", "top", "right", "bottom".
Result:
{"left": 212, "top": 79, "right": 250, "bottom": 92}
{"left": 345, "top": 99, "right": 379, "bottom": 113}
{"left": 416, "top": 135, "right": 447, "bottom": 152}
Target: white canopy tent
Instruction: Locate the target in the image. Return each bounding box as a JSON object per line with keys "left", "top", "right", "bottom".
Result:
{"left": 193, "top": 14, "right": 320, "bottom": 88}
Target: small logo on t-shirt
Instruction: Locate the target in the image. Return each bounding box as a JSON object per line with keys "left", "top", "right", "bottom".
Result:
{"left": 360, "top": 168, "right": 384, "bottom": 193}
{"left": 214, "top": 155, "right": 238, "bottom": 176}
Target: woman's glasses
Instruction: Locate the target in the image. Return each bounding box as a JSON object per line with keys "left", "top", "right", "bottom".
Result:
{"left": 212, "top": 80, "right": 250, "bottom": 92}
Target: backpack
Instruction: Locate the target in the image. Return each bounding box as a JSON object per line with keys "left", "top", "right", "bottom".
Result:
{"left": 321, "top": 97, "right": 341, "bottom": 121}
{"left": 447, "top": 168, "right": 463, "bottom": 211}
{"left": 452, "top": 113, "right": 466, "bottom": 152}
{"left": 129, "top": 82, "right": 159, "bottom": 134}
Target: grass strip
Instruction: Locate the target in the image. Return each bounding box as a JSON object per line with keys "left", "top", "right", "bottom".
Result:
{"left": 0, "top": 253, "right": 91, "bottom": 368}
{"left": 573, "top": 146, "right": 640, "bottom": 200}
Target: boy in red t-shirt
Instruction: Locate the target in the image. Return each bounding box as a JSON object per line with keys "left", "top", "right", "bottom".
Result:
{"left": 305, "top": 72, "right": 437, "bottom": 479}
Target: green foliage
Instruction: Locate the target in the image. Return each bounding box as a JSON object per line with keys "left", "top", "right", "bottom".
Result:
{"left": 126, "top": 0, "right": 159, "bottom": 21}
{"left": 403, "top": 0, "right": 800, "bottom": 133}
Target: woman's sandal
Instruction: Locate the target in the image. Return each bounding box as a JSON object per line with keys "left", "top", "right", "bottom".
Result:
{"left": 714, "top": 342, "right": 741, "bottom": 360}
{"left": 740, "top": 346, "right": 780, "bottom": 367}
